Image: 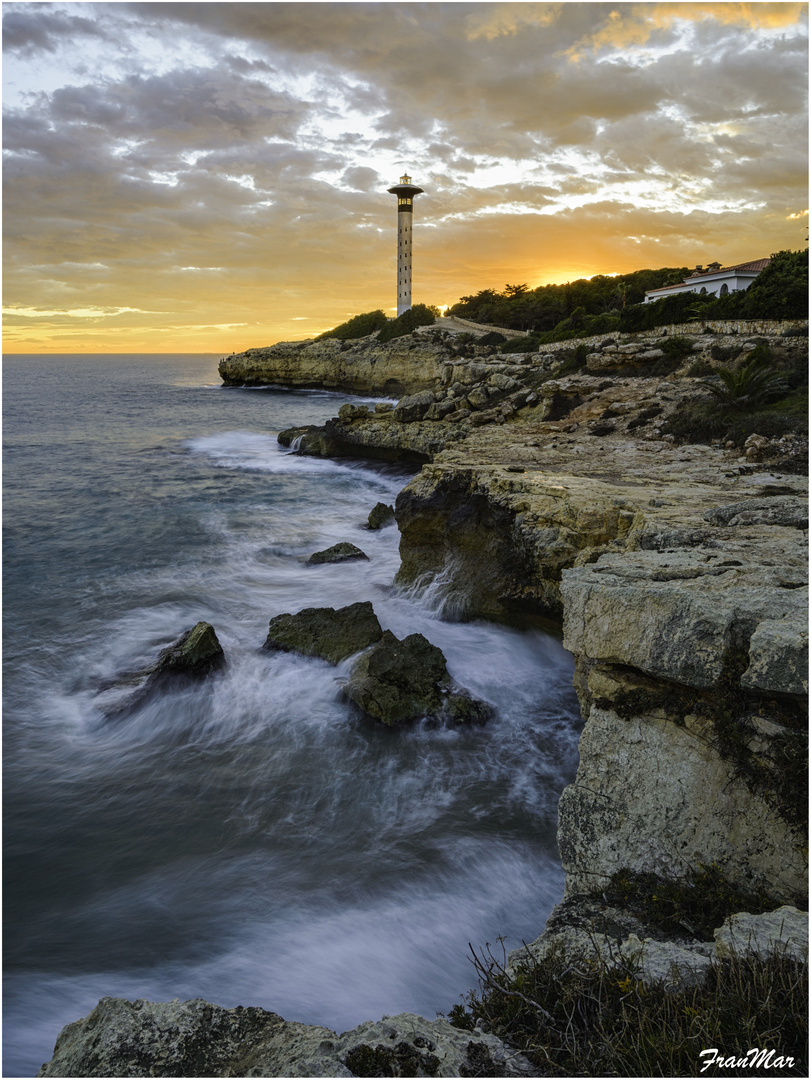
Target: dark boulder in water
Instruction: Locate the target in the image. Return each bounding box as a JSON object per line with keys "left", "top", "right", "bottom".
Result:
{"left": 94, "top": 622, "right": 226, "bottom": 718}
{"left": 151, "top": 621, "right": 226, "bottom": 680}
{"left": 306, "top": 542, "right": 369, "bottom": 565}
{"left": 343, "top": 629, "right": 493, "bottom": 727}
{"left": 367, "top": 502, "right": 395, "bottom": 530}
{"left": 264, "top": 601, "right": 383, "bottom": 665}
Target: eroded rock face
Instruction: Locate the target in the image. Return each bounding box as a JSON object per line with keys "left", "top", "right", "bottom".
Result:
{"left": 343, "top": 630, "right": 493, "bottom": 726}
{"left": 218, "top": 333, "right": 453, "bottom": 396}
{"left": 36, "top": 997, "right": 533, "bottom": 1077}
{"left": 387, "top": 341, "right": 807, "bottom": 905}
{"left": 264, "top": 602, "right": 383, "bottom": 665}
{"left": 556, "top": 701, "right": 807, "bottom": 904}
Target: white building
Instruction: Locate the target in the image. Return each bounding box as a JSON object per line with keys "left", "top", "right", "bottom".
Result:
{"left": 386, "top": 173, "right": 424, "bottom": 316}
{"left": 644, "top": 257, "right": 770, "bottom": 304}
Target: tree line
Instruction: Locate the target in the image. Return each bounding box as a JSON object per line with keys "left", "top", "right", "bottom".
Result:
{"left": 317, "top": 250, "right": 807, "bottom": 346}
{"left": 447, "top": 248, "right": 808, "bottom": 348}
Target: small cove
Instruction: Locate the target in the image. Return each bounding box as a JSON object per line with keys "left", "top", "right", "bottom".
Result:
{"left": 3, "top": 354, "right": 583, "bottom": 1076}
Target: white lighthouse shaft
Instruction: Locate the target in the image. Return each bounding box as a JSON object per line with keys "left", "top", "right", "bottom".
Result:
{"left": 397, "top": 209, "right": 413, "bottom": 316}
{"left": 387, "top": 173, "right": 424, "bottom": 318}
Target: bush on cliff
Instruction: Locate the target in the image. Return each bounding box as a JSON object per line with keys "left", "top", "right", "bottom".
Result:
{"left": 663, "top": 342, "right": 808, "bottom": 449}
{"left": 316, "top": 309, "right": 388, "bottom": 341}
{"left": 376, "top": 303, "right": 437, "bottom": 342}
{"left": 450, "top": 934, "right": 807, "bottom": 1077}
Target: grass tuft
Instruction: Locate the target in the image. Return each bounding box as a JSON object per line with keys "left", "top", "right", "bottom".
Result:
{"left": 450, "top": 934, "right": 808, "bottom": 1076}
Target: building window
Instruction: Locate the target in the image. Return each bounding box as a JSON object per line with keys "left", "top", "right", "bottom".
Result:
{"left": 720, "top": 283, "right": 729, "bottom": 296}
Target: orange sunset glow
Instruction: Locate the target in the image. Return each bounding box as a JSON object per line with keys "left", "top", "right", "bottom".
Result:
{"left": 3, "top": 1, "right": 808, "bottom": 354}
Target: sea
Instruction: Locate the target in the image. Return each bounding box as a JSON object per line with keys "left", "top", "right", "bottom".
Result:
{"left": 2, "top": 353, "right": 583, "bottom": 1077}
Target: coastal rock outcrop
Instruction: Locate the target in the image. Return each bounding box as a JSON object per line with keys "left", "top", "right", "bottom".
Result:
{"left": 37, "top": 997, "right": 532, "bottom": 1078}
{"left": 264, "top": 602, "right": 383, "bottom": 665}
{"left": 92, "top": 622, "right": 226, "bottom": 717}
{"left": 305, "top": 542, "right": 369, "bottom": 565}
{"left": 218, "top": 332, "right": 455, "bottom": 396}
{"left": 150, "top": 622, "right": 226, "bottom": 680}
{"left": 366, "top": 502, "right": 395, "bottom": 529}
{"left": 343, "top": 629, "right": 493, "bottom": 726}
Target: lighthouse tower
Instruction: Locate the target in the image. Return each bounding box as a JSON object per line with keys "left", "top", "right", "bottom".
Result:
{"left": 387, "top": 173, "right": 424, "bottom": 316}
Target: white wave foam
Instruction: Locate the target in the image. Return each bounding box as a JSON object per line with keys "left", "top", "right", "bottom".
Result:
{"left": 184, "top": 430, "right": 362, "bottom": 476}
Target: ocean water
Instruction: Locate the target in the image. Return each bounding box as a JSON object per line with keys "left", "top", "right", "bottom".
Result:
{"left": 2, "top": 354, "right": 583, "bottom": 1077}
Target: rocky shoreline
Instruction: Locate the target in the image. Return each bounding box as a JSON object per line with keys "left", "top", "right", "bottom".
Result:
{"left": 38, "top": 321, "right": 808, "bottom": 1076}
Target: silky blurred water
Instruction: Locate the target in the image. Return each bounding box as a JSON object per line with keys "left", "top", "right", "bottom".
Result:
{"left": 2, "top": 354, "right": 582, "bottom": 1077}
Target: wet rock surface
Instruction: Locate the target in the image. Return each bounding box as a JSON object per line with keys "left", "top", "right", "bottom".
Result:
{"left": 366, "top": 501, "right": 395, "bottom": 529}
{"left": 306, "top": 542, "right": 370, "bottom": 565}
{"left": 264, "top": 602, "right": 383, "bottom": 665}
{"left": 92, "top": 622, "right": 226, "bottom": 717}
{"left": 151, "top": 622, "right": 226, "bottom": 680}
{"left": 343, "top": 629, "right": 493, "bottom": 727}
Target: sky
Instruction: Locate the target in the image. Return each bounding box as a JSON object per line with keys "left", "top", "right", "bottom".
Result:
{"left": 2, "top": 1, "right": 808, "bottom": 353}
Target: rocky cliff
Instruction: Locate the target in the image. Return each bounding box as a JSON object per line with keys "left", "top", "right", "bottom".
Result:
{"left": 218, "top": 331, "right": 455, "bottom": 396}
{"left": 39, "top": 322, "right": 808, "bottom": 1076}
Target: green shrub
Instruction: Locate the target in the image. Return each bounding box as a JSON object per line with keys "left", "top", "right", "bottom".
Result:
{"left": 662, "top": 397, "right": 807, "bottom": 448}
{"left": 554, "top": 343, "right": 590, "bottom": 376}
{"left": 686, "top": 358, "right": 715, "bottom": 377}
{"left": 451, "top": 934, "right": 808, "bottom": 1077}
{"left": 601, "top": 865, "right": 774, "bottom": 940}
{"left": 316, "top": 309, "right": 387, "bottom": 340}
{"left": 661, "top": 335, "right": 694, "bottom": 360}
{"left": 376, "top": 303, "right": 436, "bottom": 342}
{"left": 477, "top": 331, "right": 507, "bottom": 345}
{"left": 499, "top": 335, "right": 540, "bottom": 353}
{"left": 702, "top": 347, "right": 790, "bottom": 412}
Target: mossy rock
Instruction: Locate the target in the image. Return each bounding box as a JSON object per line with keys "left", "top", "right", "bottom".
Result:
{"left": 367, "top": 502, "right": 395, "bottom": 530}
{"left": 306, "top": 542, "right": 370, "bottom": 565}
{"left": 264, "top": 601, "right": 383, "bottom": 665}
{"left": 344, "top": 630, "right": 493, "bottom": 726}
{"left": 152, "top": 622, "right": 226, "bottom": 679}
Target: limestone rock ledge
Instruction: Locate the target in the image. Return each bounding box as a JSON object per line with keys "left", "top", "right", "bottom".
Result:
{"left": 218, "top": 333, "right": 454, "bottom": 396}
{"left": 36, "top": 998, "right": 532, "bottom": 1078}
{"left": 394, "top": 450, "right": 807, "bottom": 904}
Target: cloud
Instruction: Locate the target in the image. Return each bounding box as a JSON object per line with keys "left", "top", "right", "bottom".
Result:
{"left": 3, "top": 2, "right": 807, "bottom": 352}
{"left": 3, "top": 7, "right": 111, "bottom": 54}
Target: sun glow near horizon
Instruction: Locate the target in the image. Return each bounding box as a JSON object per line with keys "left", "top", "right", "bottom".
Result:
{"left": 3, "top": 2, "right": 807, "bottom": 354}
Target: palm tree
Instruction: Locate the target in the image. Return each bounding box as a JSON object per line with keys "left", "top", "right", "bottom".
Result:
{"left": 702, "top": 351, "right": 789, "bottom": 411}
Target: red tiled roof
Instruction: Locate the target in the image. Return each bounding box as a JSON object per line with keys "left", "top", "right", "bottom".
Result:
{"left": 687, "top": 257, "right": 770, "bottom": 279}
{"left": 719, "top": 257, "right": 770, "bottom": 273}
{"left": 645, "top": 257, "right": 770, "bottom": 296}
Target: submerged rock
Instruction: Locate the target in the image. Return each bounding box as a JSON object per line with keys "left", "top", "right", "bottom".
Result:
{"left": 305, "top": 542, "right": 369, "bottom": 565}
{"left": 264, "top": 602, "right": 383, "bottom": 665}
{"left": 366, "top": 502, "right": 395, "bottom": 529}
{"left": 36, "top": 997, "right": 532, "bottom": 1078}
{"left": 343, "top": 629, "right": 493, "bottom": 726}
